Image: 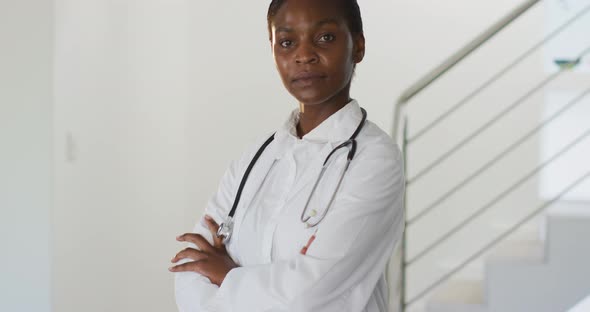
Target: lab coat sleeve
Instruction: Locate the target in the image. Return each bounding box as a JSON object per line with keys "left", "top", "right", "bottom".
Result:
{"left": 174, "top": 156, "right": 242, "bottom": 311}
{"left": 204, "top": 145, "right": 405, "bottom": 312}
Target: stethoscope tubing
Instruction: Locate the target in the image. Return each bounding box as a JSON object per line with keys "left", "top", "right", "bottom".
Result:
{"left": 217, "top": 107, "right": 367, "bottom": 242}
{"left": 300, "top": 158, "right": 352, "bottom": 227}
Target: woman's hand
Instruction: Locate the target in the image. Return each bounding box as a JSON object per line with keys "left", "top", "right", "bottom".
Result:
{"left": 170, "top": 215, "right": 238, "bottom": 286}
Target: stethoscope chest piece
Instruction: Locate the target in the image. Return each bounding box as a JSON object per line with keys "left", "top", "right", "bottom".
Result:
{"left": 217, "top": 217, "right": 234, "bottom": 243}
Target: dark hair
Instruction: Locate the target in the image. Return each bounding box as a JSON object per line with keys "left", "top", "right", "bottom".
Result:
{"left": 267, "top": 0, "right": 364, "bottom": 35}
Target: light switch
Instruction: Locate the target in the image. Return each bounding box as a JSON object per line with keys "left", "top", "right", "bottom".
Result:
{"left": 66, "top": 131, "right": 77, "bottom": 163}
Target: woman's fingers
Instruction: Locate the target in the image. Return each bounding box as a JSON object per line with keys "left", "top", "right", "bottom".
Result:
{"left": 204, "top": 215, "right": 224, "bottom": 248}
{"left": 176, "top": 233, "right": 212, "bottom": 252}
{"left": 171, "top": 247, "right": 206, "bottom": 263}
{"left": 169, "top": 260, "right": 202, "bottom": 274}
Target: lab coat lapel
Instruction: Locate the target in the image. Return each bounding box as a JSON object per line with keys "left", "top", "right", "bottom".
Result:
{"left": 285, "top": 101, "right": 362, "bottom": 203}
{"left": 284, "top": 143, "right": 335, "bottom": 205}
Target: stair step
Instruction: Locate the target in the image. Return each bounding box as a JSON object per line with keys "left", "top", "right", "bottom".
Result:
{"left": 546, "top": 201, "right": 590, "bottom": 218}
{"left": 424, "top": 201, "right": 590, "bottom": 312}
{"left": 430, "top": 280, "right": 485, "bottom": 305}
{"left": 567, "top": 294, "right": 590, "bottom": 312}
{"left": 486, "top": 240, "right": 545, "bottom": 265}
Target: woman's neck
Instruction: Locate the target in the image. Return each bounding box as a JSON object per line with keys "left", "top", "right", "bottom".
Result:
{"left": 296, "top": 94, "right": 351, "bottom": 139}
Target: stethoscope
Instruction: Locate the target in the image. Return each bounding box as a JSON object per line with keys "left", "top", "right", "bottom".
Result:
{"left": 217, "top": 108, "right": 367, "bottom": 243}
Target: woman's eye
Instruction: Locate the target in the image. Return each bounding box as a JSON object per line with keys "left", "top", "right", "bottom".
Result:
{"left": 318, "top": 34, "right": 335, "bottom": 42}
{"left": 280, "top": 40, "right": 293, "bottom": 48}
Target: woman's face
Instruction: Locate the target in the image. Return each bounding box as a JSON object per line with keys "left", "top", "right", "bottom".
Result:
{"left": 270, "top": 0, "right": 365, "bottom": 106}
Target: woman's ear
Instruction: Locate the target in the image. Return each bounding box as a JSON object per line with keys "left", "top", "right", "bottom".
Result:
{"left": 353, "top": 33, "right": 366, "bottom": 64}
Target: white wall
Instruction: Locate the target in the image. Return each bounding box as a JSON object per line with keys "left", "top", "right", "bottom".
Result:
{"left": 0, "top": 1, "right": 53, "bottom": 311}
{"left": 53, "top": 1, "right": 189, "bottom": 311}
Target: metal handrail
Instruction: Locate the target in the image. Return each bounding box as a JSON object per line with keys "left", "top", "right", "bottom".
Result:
{"left": 392, "top": 0, "right": 541, "bottom": 141}
{"left": 406, "top": 89, "right": 590, "bottom": 265}
{"left": 407, "top": 86, "right": 590, "bottom": 226}
{"left": 406, "top": 4, "right": 590, "bottom": 144}
{"left": 408, "top": 69, "right": 560, "bottom": 184}
{"left": 406, "top": 44, "right": 590, "bottom": 185}
{"left": 405, "top": 170, "right": 590, "bottom": 307}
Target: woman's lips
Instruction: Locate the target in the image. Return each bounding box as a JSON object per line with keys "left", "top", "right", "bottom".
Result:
{"left": 292, "top": 72, "right": 326, "bottom": 87}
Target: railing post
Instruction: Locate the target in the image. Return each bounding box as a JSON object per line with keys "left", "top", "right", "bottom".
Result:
{"left": 400, "top": 117, "right": 409, "bottom": 312}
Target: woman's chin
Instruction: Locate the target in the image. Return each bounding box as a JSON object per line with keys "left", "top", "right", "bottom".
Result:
{"left": 290, "top": 90, "right": 333, "bottom": 107}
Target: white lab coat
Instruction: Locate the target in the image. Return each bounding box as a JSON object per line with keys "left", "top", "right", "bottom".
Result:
{"left": 175, "top": 100, "right": 405, "bottom": 312}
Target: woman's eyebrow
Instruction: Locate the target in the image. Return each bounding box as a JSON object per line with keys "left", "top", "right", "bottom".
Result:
{"left": 276, "top": 26, "right": 293, "bottom": 33}
{"left": 315, "top": 18, "right": 340, "bottom": 27}
{"left": 275, "top": 18, "right": 341, "bottom": 34}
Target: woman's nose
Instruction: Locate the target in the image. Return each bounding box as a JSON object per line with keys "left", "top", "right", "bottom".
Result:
{"left": 295, "top": 43, "right": 319, "bottom": 64}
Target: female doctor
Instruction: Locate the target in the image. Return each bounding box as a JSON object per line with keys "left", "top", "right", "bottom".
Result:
{"left": 170, "top": 0, "right": 405, "bottom": 311}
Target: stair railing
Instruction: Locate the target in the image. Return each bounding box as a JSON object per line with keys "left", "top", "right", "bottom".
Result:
{"left": 393, "top": 1, "right": 590, "bottom": 310}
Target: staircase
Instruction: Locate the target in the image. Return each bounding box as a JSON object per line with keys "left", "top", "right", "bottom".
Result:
{"left": 427, "top": 202, "right": 590, "bottom": 312}
{"left": 392, "top": 1, "right": 590, "bottom": 311}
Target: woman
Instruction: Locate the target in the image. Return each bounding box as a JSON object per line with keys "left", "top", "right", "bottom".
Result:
{"left": 170, "top": 0, "right": 405, "bottom": 311}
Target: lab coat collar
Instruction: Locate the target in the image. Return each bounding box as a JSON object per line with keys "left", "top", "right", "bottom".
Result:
{"left": 275, "top": 99, "right": 363, "bottom": 147}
